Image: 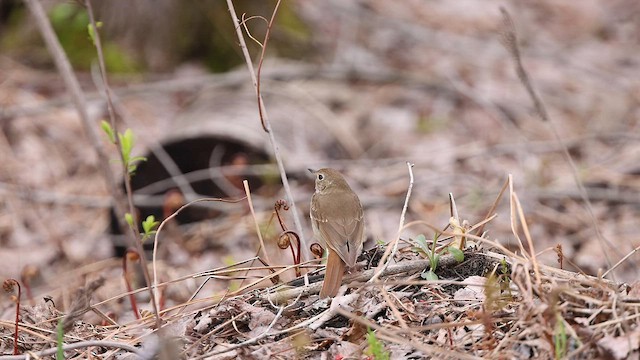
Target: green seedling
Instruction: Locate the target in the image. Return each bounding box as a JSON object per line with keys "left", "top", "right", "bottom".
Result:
{"left": 414, "top": 234, "right": 440, "bottom": 281}
{"left": 140, "top": 215, "right": 159, "bottom": 242}
{"left": 365, "top": 328, "right": 390, "bottom": 360}
{"left": 554, "top": 313, "right": 567, "bottom": 360}
{"left": 100, "top": 121, "right": 147, "bottom": 175}
{"left": 56, "top": 318, "right": 64, "bottom": 360}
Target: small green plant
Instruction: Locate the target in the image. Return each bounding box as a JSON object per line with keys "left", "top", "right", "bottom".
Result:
{"left": 365, "top": 328, "right": 390, "bottom": 360}
{"left": 101, "top": 121, "right": 147, "bottom": 175}
{"left": 414, "top": 234, "right": 440, "bottom": 281}
{"left": 123, "top": 214, "right": 158, "bottom": 243}
{"left": 414, "top": 232, "right": 465, "bottom": 281}
{"left": 554, "top": 313, "right": 568, "bottom": 359}
{"left": 140, "top": 215, "right": 159, "bottom": 242}
{"left": 56, "top": 318, "right": 64, "bottom": 360}
{"left": 499, "top": 257, "right": 513, "bottom": 297}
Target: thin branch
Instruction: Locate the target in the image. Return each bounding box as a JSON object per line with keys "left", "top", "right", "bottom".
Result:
{"left": 0, "top": 340, "right": 142, "bottom": 360}
{"left": 475, "top": 177, "right": 509, "bottom": 236}
{"left": 243, "top": 180, "right": 271, "bottom": 264}
{"left": 85, "top": 0, "right": 162, "bottom": 329}
{"left": 22, "top": 0, "right": 129, "bottom": 237}
{"left": 240, "top": 14, "right": 268, "bottom": 49}
{"left": 369, "top": 162, "right": 415, "bottom": 283}
{"left": 603, "top": 244, "right": 640, "bottom": 278}
{"left": 511, "top": 184, "right": 542, "bottom": 287}
{"left": 226, "top": 0, "right": 309, "bottom": 262}
{"left": 255, "top": 0, "right": 281, "bottom": 131}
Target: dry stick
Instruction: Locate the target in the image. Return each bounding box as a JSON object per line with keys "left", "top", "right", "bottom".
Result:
{"left": 84, "top": 0, "right": 163, "bottom": 330}
{"left": 0, "top": 340, "right": 142, "bottom": 360}
{"left": 308, "top": 291, "right": 356, "bottom": 330}
{"left": 229, "top": 258, "right": 321, "bottom": 297}
{"left": 370, "top": 162, "right": 415, "bottom": 283}
{"left": 603, "top": 245, "right": 640, "bottom": 278}
{"left": 499, "top": 8, "right": 617, "bottom": 278}
{"left": 511, "top": 185, "right": 542, "bottom": 287}
{"left": 231, "top": 180, "right": 277, "bottom": 294}
{"left": 226, "top": 0, "right": 309, "bottom": 261}
{"left": 507, "top": 175, "right": 529, "bottom": 260}
{"left": 474, "top": 177, "right": 509, "bottom": 237}
{"left": 243, "top": 180, "right": 271, "bottom": 264}
{"left": 379, "top": 287, "right": 412, "bottom": 338}
{"left": 21, "top": 0, "right": 129, "bottom": 233}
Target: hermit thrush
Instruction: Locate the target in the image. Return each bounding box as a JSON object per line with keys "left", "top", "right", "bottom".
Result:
{"left": 309, "top": 168, "right": 365, "bottom": 298}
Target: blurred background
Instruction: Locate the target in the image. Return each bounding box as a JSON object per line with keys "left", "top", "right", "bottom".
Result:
{"left": 1, "top": 0, "right": 639, "bottom": 318}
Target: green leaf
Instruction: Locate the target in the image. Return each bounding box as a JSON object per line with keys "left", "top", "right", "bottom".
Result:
{"left": 413, "top": 234, "right": 430, "bottom": 254}
{"left": 428, "top": 252, "right": 440, "bottom": 271}
{"left": 119, "top": 129, "right": 134, "bottom": 158}
{"left": 87, "top": 21, "right": 103, "bottom": 45}
{"left": 125, "top": 213, "right": 134, "bottom": 228}
{"left": 127, "top": 156, "right": 146, "bottom": 175}
{"left": 142, "top": 215, "right": 158, "bottom": 234}
{"left": 421, "top": 270, "right": 438, "bottom": 281}
{"left": 554, "top": 314, "right": 568, "bottom": 359}
{"left": 130, "top": 156, "right": 147, "bottom": 165}
{"left": 447, "top": 246, "right": 465, "bottom": 262}
{"left": 100, "top": 120, "right": 116, "bottom": 143}
{"left": 500, "top": 258, "right": 509, "bottom": 274}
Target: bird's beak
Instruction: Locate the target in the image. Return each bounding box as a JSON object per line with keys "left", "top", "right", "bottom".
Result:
{"left": 307, "top": 168, "right": 316, "bottom": 174}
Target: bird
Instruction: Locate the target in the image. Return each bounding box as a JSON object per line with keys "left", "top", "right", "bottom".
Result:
{"left": 309, "top": 168, "right": 365, "bottom": 298}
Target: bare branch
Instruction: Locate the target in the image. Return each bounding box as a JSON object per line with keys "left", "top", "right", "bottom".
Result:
{"left": 226, "top": 0, "right": 309, "bottom": 261}
{"left": 369, "top": 162, "right": 415, "bottom": 283}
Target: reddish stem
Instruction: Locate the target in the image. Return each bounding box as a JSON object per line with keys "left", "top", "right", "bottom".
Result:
{"left": 280, "top": 230, "right": 302, "bottom": 273}
{"left": 122, "top": 249, "right": 141, "bottom": 320}
{"left": 3, "top": 279, "right": 21, "bottom": 355}
{"left": 274, "top": 200, "right": 302, "bottom": 274}
{"left": 274, "top": 199, "right": 289, "bottom": 231}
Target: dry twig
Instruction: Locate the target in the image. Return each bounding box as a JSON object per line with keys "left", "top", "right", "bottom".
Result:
{"left": 225, "top": 0, "right": 309, "bottom": 261}
{"left": 370, "top": 162, "right": 415, "bottom": 283}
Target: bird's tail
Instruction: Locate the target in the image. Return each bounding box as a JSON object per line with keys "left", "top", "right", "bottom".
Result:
{"left": 320, "top": 247, "right": 346, "bottom": 298}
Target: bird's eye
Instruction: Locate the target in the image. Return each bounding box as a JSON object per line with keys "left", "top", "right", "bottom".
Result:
{"left": 318, "top": 174, "right": 324, "bottom": 180}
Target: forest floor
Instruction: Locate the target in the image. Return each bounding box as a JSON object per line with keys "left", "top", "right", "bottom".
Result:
{"left": 1, "top": 1, "right": 640, "bottom": 359}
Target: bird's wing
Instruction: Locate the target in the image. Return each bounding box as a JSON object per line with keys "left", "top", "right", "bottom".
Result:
{"left": 310, "top": 192, "right": 364, "bottom": 267}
